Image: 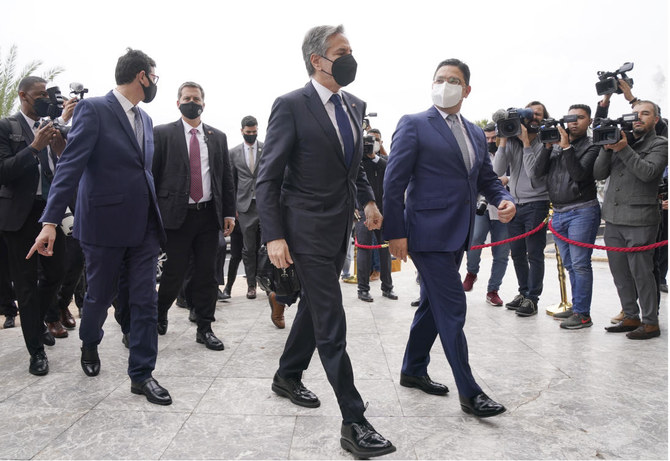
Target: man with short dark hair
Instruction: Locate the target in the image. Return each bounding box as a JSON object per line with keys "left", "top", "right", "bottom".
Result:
{"left": 0, "top": 75, "right": 66, "bottom": 375}
{"left": 462, "top": 122, "right": 510, "bottom": 306}
{"left": 152, "top": 81, "right": 235, "bottom": 349}
{"left": 531, "top": 104, "right": 601, "bottom": 329}
{"left": 256, "top": 24, "right": 395, "bottom": 458}
{"left": 595, "top": 100, "right": 667, "bottom": 339}
{"left": 229, "top": 115, "right": 263, "bottom": 301}
{"left": 385, "top": 58, "right": 515, "bottom": 419}
{"left": 30, "top": 48, "right": 173, "bottom": 405}
{"left": 493, "top": 101, "right": 551, "bottom": 317}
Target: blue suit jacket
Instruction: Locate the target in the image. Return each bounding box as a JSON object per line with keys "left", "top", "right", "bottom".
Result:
{"left": 41, "top": 91, "right": 164, "bottom": 247}
{"left": 256, "top": 82, "right": 374, "bottom": 257}
{"left": 383, "top": 106, "right": 513, "bottom": 252}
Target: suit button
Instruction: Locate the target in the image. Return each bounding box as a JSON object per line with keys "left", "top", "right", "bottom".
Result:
{"left": 615, "top": 188, "right": 620, "bottom": 191}
{"left": 614, "top": 202, "right": 618, "bottom": 206}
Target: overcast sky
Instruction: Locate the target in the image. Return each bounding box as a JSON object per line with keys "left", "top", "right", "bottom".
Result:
{"left": 2, "top": 0, "right": 668, "bottom": 149}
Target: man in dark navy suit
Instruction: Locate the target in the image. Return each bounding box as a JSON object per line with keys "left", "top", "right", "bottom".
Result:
{"left": 384, "top": 58, "right": 516, "bottom": 418}
{"left": 29, "top": 48, "right": 172, "bottom": 405}
{"left": 255, "top": 25, "right": 395, "bottom": 459}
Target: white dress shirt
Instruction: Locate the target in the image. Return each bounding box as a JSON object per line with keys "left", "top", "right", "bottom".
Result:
{"left": 20, "top": 110, "right": 55, "bottom": 197}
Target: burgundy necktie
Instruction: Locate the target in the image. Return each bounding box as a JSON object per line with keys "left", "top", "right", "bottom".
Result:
{"left": 189, "top": 128, "right": 203, "bottom": 202}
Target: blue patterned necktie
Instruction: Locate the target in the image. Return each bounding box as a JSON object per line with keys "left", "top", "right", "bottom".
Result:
{"left": 329, "top": 94, "right": 354, "bottom": 167}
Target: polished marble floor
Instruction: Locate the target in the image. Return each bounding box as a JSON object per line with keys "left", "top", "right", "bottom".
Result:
{"left": 0, "top": 251, "right": 667, "bottom": 460}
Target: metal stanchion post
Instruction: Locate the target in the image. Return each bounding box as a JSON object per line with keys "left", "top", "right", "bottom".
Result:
{"left": 545, "top": 208, "right": 572, "bottom": 316}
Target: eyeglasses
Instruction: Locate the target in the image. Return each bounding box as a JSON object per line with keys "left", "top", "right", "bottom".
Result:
{"left": 149, "top": 73, "right": 159, "bottom": 84}
{"left": 434, "top": 76, "right": 462, "bottom": 86}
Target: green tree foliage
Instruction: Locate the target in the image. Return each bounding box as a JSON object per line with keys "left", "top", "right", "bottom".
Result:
{"left": 0, "top": 44, "right": 64, "bottom": 118}
{"left": 474, "top": 119, "right": 491, "bottom": 129}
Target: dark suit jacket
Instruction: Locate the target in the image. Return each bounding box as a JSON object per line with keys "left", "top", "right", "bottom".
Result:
{"left": 40, "top": 91, "right": 165, "bottom": 247}
{"left": 256, "top": 81, "right": 374, "bottom": 257}
{"left": 152, "top": 119, "right": 235, "bottom": 230}
{"left": 383, "top": 106, "right": 513, "bottom": 252}
{"left": 229, "top": 141, "right": 263, "bottom": 213}
{"left": 0, "top": 113, "right": 42, "bottom": 231}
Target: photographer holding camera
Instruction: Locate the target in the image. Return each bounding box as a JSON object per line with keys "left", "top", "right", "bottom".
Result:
{"left": 0, "top": 76, "right": 68, "bottom": 375}
{"left": 532, "top": 104, "right": 601, "bottom": 329}
{"left": 356, "top": 128, "right": 396, "bottom": 303}
{"left": 492, "top": 101, "right": 551, "bottom": 317}
{"left": 463, "top": 122, "right": 510, "bottom": 307}
{"left": 594, "top": 100, "right": 667, "bottom": 340}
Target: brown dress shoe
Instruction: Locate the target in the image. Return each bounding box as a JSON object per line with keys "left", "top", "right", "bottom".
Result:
{"left": 60, "top": 307, "right": 76, "bottom": 329}
{"left": 626, "top": 324, "right": 661, "bottom": 340}
{"left": 370, "top": 270, "right": 381, "bottom": 281}
{"left": 268, "top": 292, "right": 286, "bottom": 329}
{"left": 610, "top": 310, "right": 624, "bottom": 324}
{"left": 47, "top": 321, "right": 68, "bottom": 338}
{"left": 605, "top": 317, "right": 641, "bottom": 333}
{"left": 246, "top": 287, "right": 257, "bottom": 299}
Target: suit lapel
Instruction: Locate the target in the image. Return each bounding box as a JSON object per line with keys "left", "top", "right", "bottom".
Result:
{"left": 15, "top": 113, "right": 35, "bottom": 144}
{"left": 202, "top": 123, "right": 218, "bottom": 178}
{"left": 106, "top": 91, "right": 142, "bottom": 157}
{"left": 174, "top": 120, "right": 190, "bottom": 169}
{"left": 302, "top": 83, "right": 346, "bottom": 166}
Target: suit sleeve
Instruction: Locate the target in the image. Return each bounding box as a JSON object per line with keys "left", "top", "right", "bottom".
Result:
{"left": 0, "top": 119, "right": 38, "bottom": 184}
{"left": 382, "top": 115, "right": 418, "bottom": 241}
{"left": 219, "top": 135, "right": 236, "bottom": 217}
{"left": 255, "top": 96, "right": 294, "bottom": 243}
{"left": 477, "top": 148, "right": 513, "bottom": 207}
{"left": 41, "top": 99, "right": 98, "bottom": 223}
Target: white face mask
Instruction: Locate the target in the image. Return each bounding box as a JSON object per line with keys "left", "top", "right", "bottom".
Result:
{"left": 373, "top": 140, "right": 381, "bottom": 154}
{"left": 431, "top": 82, "right": 463, "bottom": 109}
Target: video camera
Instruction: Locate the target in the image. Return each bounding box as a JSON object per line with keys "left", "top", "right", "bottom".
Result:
{"left": 592, "top": 113, "right": 638, "bottom": 146}
{"left": 595, "top": 62, "right": 634, "bottom": 96}
{"left": 362, "top": 112, "right": 377, "bottom": 132}
{"left": 39, "top": 86, "right": 69, "bottom": 138}
{"left": 476, "top": 197, "right": 488, "bottom": 216}
{"left": 492, "top": 108, "right": 534, "bottom": 138}
{"left": 538, "top": 115, "right": 578, "bottom": 144}
{"left": 363, "top": 135, "right": 376, "bottom": 155}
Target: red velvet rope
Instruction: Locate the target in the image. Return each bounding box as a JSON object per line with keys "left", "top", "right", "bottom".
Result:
{"left": 547, "top": 219, "right": 667, "bottom": 252}
{"left": 355, "top": 217, "right": 668, "bottom": 253}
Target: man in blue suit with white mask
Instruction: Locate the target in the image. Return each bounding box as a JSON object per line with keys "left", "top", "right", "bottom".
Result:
{"left": 29, "top": 48, "right": 171, "bottom": 406}
{"left": 384, "top": 58, "right": 516, "bottom": 418}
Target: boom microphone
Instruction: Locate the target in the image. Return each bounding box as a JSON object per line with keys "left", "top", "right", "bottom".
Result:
{"left": 491, "top": 109, "right": 507, "bottom": 123}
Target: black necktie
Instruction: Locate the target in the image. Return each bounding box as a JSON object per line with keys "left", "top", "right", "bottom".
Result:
{"left": 330, "top": 94, "right": 354, "bottom": 168}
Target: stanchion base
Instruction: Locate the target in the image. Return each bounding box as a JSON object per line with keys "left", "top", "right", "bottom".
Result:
{"left": 545, "top": 302, "right": 573, "bottom": 316}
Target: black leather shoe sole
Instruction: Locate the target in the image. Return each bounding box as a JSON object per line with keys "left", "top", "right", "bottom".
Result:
{"left": 271, "top": 383, "right": 321, "bottom": 408}
{"left": 400, "top": 375, "right": 448, "bottom": 395}
{"left": 196, "top": 333, "right": 224, "bottom": 351}
{"left": 340, "top": 437, "right": 397, "bottom": 458}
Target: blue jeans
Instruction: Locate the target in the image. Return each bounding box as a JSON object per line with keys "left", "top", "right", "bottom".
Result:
{"left": 552, "top": 204, "right": 601, "bottom": 315}
{"left": 508, "top": 201, "right": 550, "bottom": 303}
{"left": 466, "top": 211, "right": 510, "bottom": 292}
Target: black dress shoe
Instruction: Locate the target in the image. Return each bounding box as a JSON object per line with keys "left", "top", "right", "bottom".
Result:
{"left": 340, "top": 419, "right": 396, "bottom": 458}
{"left": 605, "top": 317, "right": 642, "bottom": 333}
{"left": 3, "top": 315, "right": 15, "bottom": 329}
{"left": 217, "top": 289, "right": 230, "bottom": 302}
{"left": 196, "top": 330, "right": 224, "bottom": 350}
{"left": 382, "top": 290, "right": 398, "bottom": 300}
{"left": 81, "top": 345, "right": 100, "bottom": 377}
{"left": 188, "top": 308, "right": 197, "bottom": 323}
{"left": 175, "top": 297, "right": 189, "bottom": 309}
{"left": 122, "top": 333, "right": 129, "bottom": 349}
{"left": 400, "top": 373, "right": 449, "bottom": 395}
{"left": 42, "top": 327, "right": 55, "bottom": 347}
{"left": 29, "top": 350, "right": 49, "bottom": 376}
{"left": 130, "top": 377, "right": 172, "bottom": 405}
{"left": 220, "top": 288, "right": 231, "bottom": 300}
{"left": 246, "top": 287, "right": 257, "bottom": 299}
{"left": 459, "top": 392, "right": 506, "bottom": 418}
{"left": 157, "top": 318, "right": 168, "bottom": 335}
{"left": 410, "top": 298, "right": 420, "bottom": 307}
{"left": 358, "top": 290, "right": 374, "bottom": 302}
{"left": 271, "top": 372, "right": 320, "bottom": 408}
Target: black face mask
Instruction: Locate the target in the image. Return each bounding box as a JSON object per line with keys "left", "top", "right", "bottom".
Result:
{"left": 29, "top": 95, "right": 51, "bottom": 118}
{"left": 179, "top": 102, "right": 203, "bottom": 120}
{"left": 487, "top": 142, "right": 498, "bottom": 154}
{"left": 320, "top": 54, "right": 357, "bottom": 87}
{"left": 142, "top": 78, "right": 158, "bottom": 103}
{"left": 243, "top": 134, "right": 257, "bottom": 144}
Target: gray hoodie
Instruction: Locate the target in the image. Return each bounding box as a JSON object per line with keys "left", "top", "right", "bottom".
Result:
{"left": 493, "top": 136, "right": 549, "bottom": 204}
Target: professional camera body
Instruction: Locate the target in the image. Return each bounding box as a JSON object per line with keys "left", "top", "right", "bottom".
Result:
{"left": 492, "top": 108, "right": 534, "bottom": 138}
{"left": 592, "top": 113, "right": 638, "bottom": 146}
{"left": 538, "top": 115, "right": 578, "bottom": 144}
{"left": 595, "top": 62, "right": 634, "bottom": 96}
{"left": 39, "top": 86, "right": 69, "bottom": 138}
{"left": 69, "top": 82, "right": 88, "bottom": 100}
{"left": 658, "top": 176, "right": 668, "bottom": 202}
{"left": 363, "top": 134, "right": 376, "bottom": 155}
{"left": 475, "top": 197, "right": 488, "bottom": 215}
